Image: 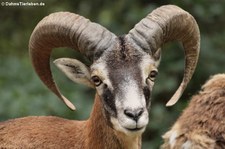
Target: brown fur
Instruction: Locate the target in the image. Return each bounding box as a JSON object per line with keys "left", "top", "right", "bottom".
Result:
{"left": 0, "top": 94, "right": 141, "bottom": 149}
{"left": 161, "top": 74, "right": 225, "bottom": 149}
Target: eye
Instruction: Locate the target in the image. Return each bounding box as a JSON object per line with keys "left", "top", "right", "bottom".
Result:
{"left": 91, "top": 76, "right": 102, "bottom": 86}
{"left": 148, "top": 70, "right": 158, "bottom": 81}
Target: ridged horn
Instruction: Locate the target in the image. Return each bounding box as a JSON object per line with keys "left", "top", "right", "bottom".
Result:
{"left": 29, "top": 12, "right": 116, "bottom": 110}
{"left": 127, "top": 5, "right": 200, "bottom": 106}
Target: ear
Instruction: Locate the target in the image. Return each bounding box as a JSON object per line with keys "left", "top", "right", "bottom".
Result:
{"left": 54, "top": 58, "right": 94, "bottom": 88}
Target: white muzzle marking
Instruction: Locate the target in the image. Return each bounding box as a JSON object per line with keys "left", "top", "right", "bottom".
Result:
{"left": 111, "top": 79, "right": 149, "bottom": 134}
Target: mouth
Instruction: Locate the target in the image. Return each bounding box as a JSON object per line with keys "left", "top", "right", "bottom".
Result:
{"left": 125, "top": 127, "right": 145, "bottom": 132}
{"left": 110, "top": 117, "right": 148, "bottom": 135}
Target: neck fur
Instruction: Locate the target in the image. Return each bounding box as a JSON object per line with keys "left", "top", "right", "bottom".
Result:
{"left": 84, "top": 94, "right": 141, "bottom": 149}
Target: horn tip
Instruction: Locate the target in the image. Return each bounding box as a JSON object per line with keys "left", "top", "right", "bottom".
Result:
{"left": 62, "top": 95, "right": 76, "bottom": 111}
{"left": 166, "top": 87, "right": 183, "bottom": 106}
{"left": 165, "top": 100, "right": 177, "bottom": 107}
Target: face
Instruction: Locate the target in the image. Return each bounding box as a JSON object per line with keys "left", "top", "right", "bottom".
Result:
{"left": 90, "top": 36, "right": 159, "bottom": 135}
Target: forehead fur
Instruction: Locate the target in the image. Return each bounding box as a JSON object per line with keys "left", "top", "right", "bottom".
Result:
{"left": 101, "top": 36, "right": 148, "bottom": 92}
{"left": 105, "top": 36, "right": 146, "bottom": 68}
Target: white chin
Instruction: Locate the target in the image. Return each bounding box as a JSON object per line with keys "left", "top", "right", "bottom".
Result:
{"left": 110, "top": 117, "right": 146, "bottom": 136}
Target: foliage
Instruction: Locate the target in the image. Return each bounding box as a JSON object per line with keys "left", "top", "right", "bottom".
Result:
{"left": 0, "top": 0, "right": 225, "bottom": 148}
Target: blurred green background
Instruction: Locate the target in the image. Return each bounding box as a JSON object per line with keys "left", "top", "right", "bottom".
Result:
{"left": 0, "top": 0, "right": 225, "bottom": 148}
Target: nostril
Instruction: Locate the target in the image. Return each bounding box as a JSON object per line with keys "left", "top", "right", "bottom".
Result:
{"left": 137, "top": 108, "right": 144, "bottom": 117}
{"left": 124, "top": 109, "right": 135, "bottom": 119}
{"left": 124, "top": 108, "right": 144, "bottom": 121}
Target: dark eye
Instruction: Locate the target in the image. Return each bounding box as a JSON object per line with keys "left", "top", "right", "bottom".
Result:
{"left": 148, "top": 70, "right": 158, "bottom": 81}
{"left": 91, "top": 76, "right": 102, "bottom": 86}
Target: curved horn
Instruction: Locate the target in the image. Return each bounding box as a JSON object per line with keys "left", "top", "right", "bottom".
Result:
{"left": 127, "top": 5, "right": 200, "bottom": 106}
{"left": 29, "top": 12, "right": 116, "bottom": 110}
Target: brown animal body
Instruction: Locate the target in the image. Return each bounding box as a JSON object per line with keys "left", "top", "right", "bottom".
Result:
{"left": 161, "top": 74, "right": 225, "bottom": 149}
{"left": 0, "top": 95, "right": 140, "bottom": 149}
